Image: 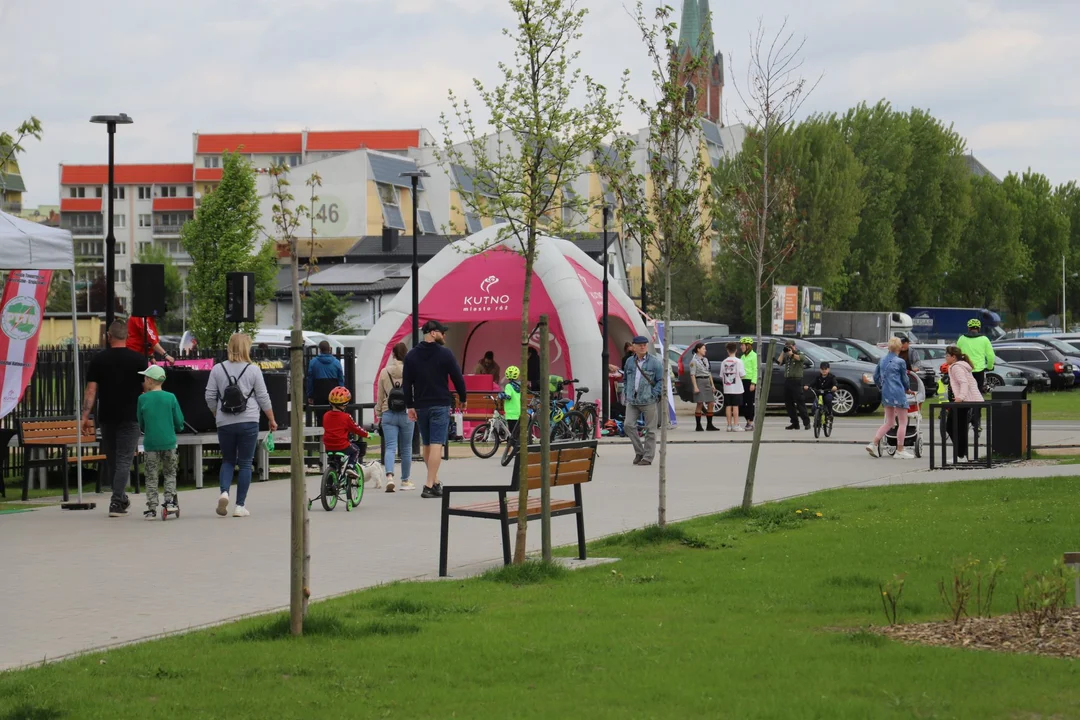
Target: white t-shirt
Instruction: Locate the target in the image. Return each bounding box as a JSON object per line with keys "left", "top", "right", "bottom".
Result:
{"left": 720, "top": 357, "right": 746, "bottom": 395}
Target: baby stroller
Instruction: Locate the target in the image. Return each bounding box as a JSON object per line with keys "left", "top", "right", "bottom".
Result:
{"left": 882, "top": 371, "right": 925, "bottom": 458}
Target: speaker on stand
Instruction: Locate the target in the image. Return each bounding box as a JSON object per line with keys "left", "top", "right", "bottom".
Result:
{"left": 225, "top": 271, "right": 256, "bottom": 331}
{"left": 130, "top": 263, "right": 166, "bottom": 360}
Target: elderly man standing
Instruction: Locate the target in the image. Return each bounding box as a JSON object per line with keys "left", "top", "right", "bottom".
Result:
{"left": 621, "top": 335, "right": 664, "bottom": 466}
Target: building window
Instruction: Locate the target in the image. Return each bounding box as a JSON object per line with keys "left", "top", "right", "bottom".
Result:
{"left": 203, "top": 156, "right": 220, "bottom": 169}
{"left": 160, "top": 186, "right": 177, "bottom": 198}
{"left": 289, "top": 155, "right": 301, "bottom": 167}
{"left": 203, "top": 185, "right": 212, "bottom": 194}
{"left": 138, "top": 241, "right": 151, "bottom": 255}
{"left": 465, "top": 213, "right": 483, "bottom": 234}
{"left": 138, "top": 214, "right": 152, "bottom": 228}
{"left": 115, "top": 269, "right": 127, "bottom": 283}
{"left": 113, "top": 214, "right": 126, "bottom": 228}
{"left": 115, "top": 242, "right": 126, "bottom": 255}
{"left": 112, "top": 187, "right": 125, "bottom": 200}
{"left": 95, "top": 187, "right": 103, "bottom": 198}
{"left": 378, "top": 183, "right": 397, "bottom": 205}
{"left": 69, "top": 187, "right": 85, "bottom": 199}
{"left": 138, "top": 186, "right": 151, "bottom": 200}
{"left": 185, "top": 185, "right": 193, "bottom": 197}
{"left": 272, "top": 155, "right": 287, "bottom": 167}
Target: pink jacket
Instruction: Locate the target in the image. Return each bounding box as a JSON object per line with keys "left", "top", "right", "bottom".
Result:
{"left": 948, "top": 360, "right": 982, "bottom": 402}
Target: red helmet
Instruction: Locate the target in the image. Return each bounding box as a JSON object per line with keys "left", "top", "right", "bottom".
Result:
{"left": 328, "top": 386, "right": 352, "bottom": 405}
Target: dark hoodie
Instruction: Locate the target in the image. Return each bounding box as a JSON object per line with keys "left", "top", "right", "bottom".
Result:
{"left": 306, "top": 353, "right": 344, "bottom": 399}
{"left": 402, "top": 341, "right": 467, "bottom": 410}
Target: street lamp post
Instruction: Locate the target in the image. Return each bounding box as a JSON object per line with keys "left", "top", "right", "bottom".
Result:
{"left": 89, "top": 113, "right": 133, "bottom": 331}
{"left": 400, "top": 169, "right": 430, "bottom": 348}
{"left": 640, "top": 239, "right": 647, "bottom": 315}
{"left": 601, "top": 205, "right": 612, "bottom": 423}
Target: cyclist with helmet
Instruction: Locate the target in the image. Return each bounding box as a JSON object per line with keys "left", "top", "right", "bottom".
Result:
{"left": 499, "top": 366, "right": 523, "bottom": 445}
{"left": 322, "top": 386, "right": 370, "bottom": 477}
{"left": 956, "top": 319, "right": 995, "bottom": 393}
{"left": 739, "top": 337, "right": 758, "bottom": 430}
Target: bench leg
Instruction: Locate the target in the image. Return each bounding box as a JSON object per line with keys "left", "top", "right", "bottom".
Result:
{"left": 194, "top": 444, "right": 203, "bottom": 489}
{"left": 62, "top": 448, "right": 70, "bottom": 503}
{"left": 21, "top": 454, "right": 29, "bottom": 501}
{"left": 499, "top": 491, "right": 512, "bottom": 566}
{"left": 575, "top": 485, "right": 586, "bottom": 560}
{"left": 439, "top": 491, "right": 451, "bottom": 577}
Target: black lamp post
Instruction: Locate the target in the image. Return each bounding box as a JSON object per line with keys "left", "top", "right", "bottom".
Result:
{"left": 400, "top": 169, "right": 430, "bottom": 347}
{"left": 601, "top": 205, "right": 612, "bottom": 422}
{"left": 89, "top": 113, "right": 133, "bottom": 331}
{"left": 640, "top": 239, "right": 647, "bottom": 316}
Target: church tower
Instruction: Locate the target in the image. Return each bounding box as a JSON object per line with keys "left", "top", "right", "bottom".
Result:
{"left": 676, "top": 0, "right": 724, "bottom": 124}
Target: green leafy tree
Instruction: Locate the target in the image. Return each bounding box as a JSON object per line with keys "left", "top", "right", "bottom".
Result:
{"left": 0, "top": 116, "right": 42, "bottom": 183}
{"left": 646, "top": 254, "right": 719, "bottom": 321}
{"left": 440, "top": 0, "right": 625, "bottom": 557}
{"left": 302, "top": 289, "right": 355, "bottom": 334}
{"left": 180, "top": 151, "right": 277, "bottom": 349}
{"left": 1002, "top": 171, "right": 1070, "bottom": 323}
{"left": 945, "top": 175, "right": 1025, "bottom": 308}
{"left": 1054, "top": 182, "right": 1080, "bottom": 328}
{"left": 135, "top": 243, "right": 185, "bottom": 333}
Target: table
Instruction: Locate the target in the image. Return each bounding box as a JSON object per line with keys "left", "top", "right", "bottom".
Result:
{"left": 175, "top": 427, "right": 324, "bottom": 487}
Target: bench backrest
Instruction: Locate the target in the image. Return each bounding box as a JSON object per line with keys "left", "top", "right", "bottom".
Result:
{"left": 510, "top": 439, "right": 598, "bottom": 491}
{"left": 18, "top": 417, "right": 96, "bottom": 446}
{"left": 459, "top": 393, "right": 500, "bottom": 416}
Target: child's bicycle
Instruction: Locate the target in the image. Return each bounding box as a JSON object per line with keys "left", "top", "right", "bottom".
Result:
{"left": 469, "top": 395, "right": 518, "bottom": 467}
{"left": 308, "top": 440, "right": 366, "bottom": 512}
{"left": 812, "top": 390, "right": 834, "bottom": 439}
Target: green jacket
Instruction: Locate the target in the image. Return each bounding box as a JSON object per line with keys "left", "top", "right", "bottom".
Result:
{"left": 956, "top": 334, "right": 995, "bottom": 372}
{"left": 137, "top": 390, "right": 185, "bottom": 452}
{"left": 779, "top": 349, "right": 804, "bottom": 379}
{"left": 500, "top": 381, "right": 522, "bottom": 421}
{"left": 741, "top": 350, "right": 758, "bottom": 382}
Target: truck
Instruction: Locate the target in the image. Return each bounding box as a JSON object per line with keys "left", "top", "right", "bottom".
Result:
{"left": 662, "top": 321, "right": 731, "bottom": 347}
{"left": 818, "top": 311, "right": 915, "bottom": 344}
{"left": 905, "top": 307, "right": 1004, "bottom": 343}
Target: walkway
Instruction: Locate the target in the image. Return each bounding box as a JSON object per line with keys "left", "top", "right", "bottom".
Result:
{"left": 1, "top": 441, "right": 1076, "bottom": 670}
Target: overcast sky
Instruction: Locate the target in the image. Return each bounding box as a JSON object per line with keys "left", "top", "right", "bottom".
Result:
{"left": 2, "top": 0, "right": 1077, "bottom": 206}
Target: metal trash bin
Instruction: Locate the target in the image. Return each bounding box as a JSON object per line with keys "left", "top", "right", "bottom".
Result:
{"left": 990, "top": 386, "right": 1030, "bottom": 458}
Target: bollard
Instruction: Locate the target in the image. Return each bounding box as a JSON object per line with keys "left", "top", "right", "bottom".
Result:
{"left": 594, "top": 400, "right": 601, "bottom": 439}
{"left": 1065, "top": 553, "right": 1080, "bottom": 608}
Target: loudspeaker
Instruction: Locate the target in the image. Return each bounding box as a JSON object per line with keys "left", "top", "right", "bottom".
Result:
{"left": 225, "top": 272, "right": 256, "bottom": 323}
{"left": 162, "top": 369, "right": 216, "bottom": 433}
{"left": 262, "top": 372, "right": 289, "bottom": 431}
{"left": 130, "top": 264, "right": 166, "bottom": 318}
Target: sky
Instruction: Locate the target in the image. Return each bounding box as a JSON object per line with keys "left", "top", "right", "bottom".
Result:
{"left": 2, "top": 0, "right": 1078, "bottom": 207}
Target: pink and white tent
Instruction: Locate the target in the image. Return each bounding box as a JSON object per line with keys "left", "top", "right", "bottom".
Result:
{"left": 357, "top": 225, "right": 648, "bottom": 403}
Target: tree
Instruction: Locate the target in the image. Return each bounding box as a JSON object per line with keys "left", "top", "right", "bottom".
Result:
{"left": 0, "top": 116, "right": 42, "bottom": 186}
{"left": 135, "top": 243, "right": 184, "bottom": 333}
{"left": 302, "top": 289, "right": 356, "bottom": 334}
{"left": 713, "top": 18, "right": 817, "bottom": 512}
{"left": 1002, "top": 171, "right": 1070, "bottom": 323}
{"left": 945, "top": 175, "right": 1024, "bottom": 308}
{"left": 1054, "top": 182, "right": 1080, "bottom": 328}
{"left": 646, "top": 254, "right": 719, "bottom": 322}
{"left": 180, "top": 151, "right": 277, "bottom": 349}
{"left": 440, "top": 0, "right": 624, "bottom": 560}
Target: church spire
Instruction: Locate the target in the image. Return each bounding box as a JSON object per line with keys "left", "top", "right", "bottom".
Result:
{"left": 677, "top": 0, "right": 700, "bottom": 56}
{"left": 698, "top": 0, "right": 715, "bottom": 60}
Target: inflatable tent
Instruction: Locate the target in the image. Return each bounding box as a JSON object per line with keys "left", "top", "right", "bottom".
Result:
{"left": 357, "top": 225, "right": 648, "bottom": 403}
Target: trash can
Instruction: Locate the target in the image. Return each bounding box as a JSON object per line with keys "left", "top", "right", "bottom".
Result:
{"left": 990, "top": 386, "right": 1030, "bottom": 458}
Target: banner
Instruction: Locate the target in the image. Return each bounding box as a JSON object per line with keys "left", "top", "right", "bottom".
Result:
{"left": 654, "top": 321, "right": 678, "bottom": 427}
{"left": 0, "top": 270, "right": 53, "bottom": 419}
{"left": 771, "top": 285, "right": 798, "bottom": 335}
{"left": 803, "top": 286, "right": 824, "bottom": 336}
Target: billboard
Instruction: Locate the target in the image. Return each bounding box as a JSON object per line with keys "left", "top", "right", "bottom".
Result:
{"left": 771, "top": 285, "right": 799, "bottom": 335}
{"left": 802, "top": 286, "right": 824, "bottom": 336}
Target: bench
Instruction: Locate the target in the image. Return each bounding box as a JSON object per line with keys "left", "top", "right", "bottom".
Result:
{"left": 438, "top": 438, "right": 598, "bottom": 577}
{"left": 459, "top": 393, "right": 501, "bottom": 424}
{"left": 17, "top": 417, "right": 107, "bottom": 502}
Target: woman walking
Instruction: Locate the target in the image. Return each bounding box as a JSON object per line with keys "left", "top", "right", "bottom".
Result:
{"left": 866, "top": 337, "right": 913, "bottom": 459}
{"left": 206, "top": 333, "right": 278, "bottom": 517}
{"left": 376, "top": 342, "right": 415, "bottom": 493}
{"left": 688, "top": 342, "right": 719, "bottom": 432}
{"left": 944, "top": 345, "right": 981, "bottom": 462}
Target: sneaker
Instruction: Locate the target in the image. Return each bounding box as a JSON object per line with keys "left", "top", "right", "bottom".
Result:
{"left": 638, "top": 459, "right": 652, "bottom": 466}
{"left": 633, "top": 454, "right": 643, "bottom": 465}
{"left": 400, "top": 480, "right": 416, "bottom": 491}
{"left": 958, "top": 455, "right": 969, "bottom": 463}
{"left": 144, "top": 509, "right": 157, "bottom": 520}
{"left": 785, "top": 424, "right": 799, "bottom": 431}
{"left": 745, "top": 422, "right": 753, "bottom": 430}
{"left": 865, "top": 443, "right": 881, "bottom": 458}
{"left": 345, "top": 468, "right": 359, "bottom": 479}
{"left": 803, "top": 423, "right": 811, "bottom": 431}
{"left": 216, "top": 492, "right": 229, "bottom": 517}
{"left": 120, "top": 496, "right": 131, "bottom": 512}
{"left": 233, "top": 505, "right": 250, "bottom": 517}
{"left": 421, "top": 485, "right": 443, "bottom": 499}
{"left": 164, "top": 502, "right": 179, "bottom": 515}
{"left": 385, "top": 475, "right": 396, "bottom": 493}
{"left": 894, "top": 451, "right": 915, "bottom": 460}
{"left": 108, "top": 501, "right": 128, "bottom": 518}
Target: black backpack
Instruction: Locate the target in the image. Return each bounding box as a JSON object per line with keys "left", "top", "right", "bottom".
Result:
{"left": 385, "top": 369, "right": 407, "bottom": 413}
{"left": 221, "top": 364, "right": 255, "bottom": 414}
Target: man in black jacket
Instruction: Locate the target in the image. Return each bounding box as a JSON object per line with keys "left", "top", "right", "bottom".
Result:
{"left": 402, "top": 320, "right": 467, "bottom": 498}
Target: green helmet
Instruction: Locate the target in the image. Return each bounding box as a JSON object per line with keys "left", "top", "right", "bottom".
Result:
{"left": 504, "top": 365, "right": 520, "bottom": 380}
{"left": 967, "top": 319, "right": 982, "bottom": 329}
{"left": 740, "top": 336, "right": 755, "bottom": 345}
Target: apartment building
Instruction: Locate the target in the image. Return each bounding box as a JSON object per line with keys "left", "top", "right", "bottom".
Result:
{"left": 58, "top": 163, "right": 194, "bottom": 311}
{"left": 1, "top": 157, "right": 26, "bottom": 215}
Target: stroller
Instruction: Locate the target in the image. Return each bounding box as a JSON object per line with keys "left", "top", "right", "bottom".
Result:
{"left": 882, "top": 371, "right": 925, "bottom": 458}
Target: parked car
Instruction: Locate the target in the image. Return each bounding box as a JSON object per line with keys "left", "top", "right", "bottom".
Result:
{"left": 991, "top": 344, "right": 1076, "bottom": 390}
{"left": 1048, "top": 333, "right": 1080, "bottom": 354}
{"left": 991, "top": 337, "right": 1080, "bottom": 385}
{"left": 914, "top": 343, "right": 1040, "bottom": 390}
{"left": 817, "top": 337, "right": 938, "bottom": 398}
{"left": 676, "top": 336, "right": 881, "bottom": 416}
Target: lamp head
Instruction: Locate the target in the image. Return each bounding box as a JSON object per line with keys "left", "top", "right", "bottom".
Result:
{"left": 89, "top": 113, "right": 133, "bottom": 125}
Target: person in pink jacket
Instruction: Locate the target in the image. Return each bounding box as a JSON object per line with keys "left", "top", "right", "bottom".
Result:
{"left": 945, "top": 345, "right": 982, "bottom": 462}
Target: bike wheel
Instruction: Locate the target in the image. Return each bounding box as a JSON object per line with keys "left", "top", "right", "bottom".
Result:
{"left": 564, "top": 410, "right": 590, "bottom": 440}
{"left": 470, "top": 422, "right": 500, "bottom": 459}
{"left": 320, "top": 469, "right": 338, "bottom": 512}
{"left": 500, "top": 436, "right": 517, "bottom": 467}
{"left": 349, "top": 465, "right": 365, "bottom": 508}
{"left": 526, "top": 415, "right": 545, "bottom": 444}
{"left": 823, "top": 411, "right": 834, "bottom": 438}
{"left": 813, "top": 407, "right": 822, "bottom": 439}
{"left": 579, "top": 405, "right": 598, "bottom": 438}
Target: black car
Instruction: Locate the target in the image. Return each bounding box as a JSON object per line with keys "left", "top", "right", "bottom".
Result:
{"left": 676, "top": 336, "right": 881, "bottom": 416}
{"left": 991, "top": 344, "right": 1076, "bottom": 390}
{"left": 911, "top": 344, "right": 1043, "bottom": 391}
{"left": 991, "top": 337, "right": 1080, "bottom": 385}
{"left": 815, "top": 336, "right": 938, "bottom": 398}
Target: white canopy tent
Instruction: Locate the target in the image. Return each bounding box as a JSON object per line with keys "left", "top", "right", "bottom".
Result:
{"left": 0, "top": 211, "right": 87, "bottom": 505}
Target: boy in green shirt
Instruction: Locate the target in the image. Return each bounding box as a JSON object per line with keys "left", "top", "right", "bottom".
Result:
{"left": 500, "top": 365, "right": 523, "bottom": 444}
{"left": 136, "top": 365, "right": 185, "bottom": 519}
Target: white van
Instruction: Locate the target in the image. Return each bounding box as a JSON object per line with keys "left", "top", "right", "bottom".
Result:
{"left": 253, "top": 329, "right": 345, "bottom": 351}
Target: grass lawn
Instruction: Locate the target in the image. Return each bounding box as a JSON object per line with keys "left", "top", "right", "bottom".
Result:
{"left": 4, "top": 477, "right": 1080, "bottom": 719}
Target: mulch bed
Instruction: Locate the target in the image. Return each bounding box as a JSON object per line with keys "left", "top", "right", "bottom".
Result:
{"left": 872, "top": 608, "right": 1080, "bottom": 659}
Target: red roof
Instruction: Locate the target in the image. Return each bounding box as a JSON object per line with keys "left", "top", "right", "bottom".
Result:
{"left": 196, "top": 133, "right": 302, "bottom": 154}
{"left": 194, "top": 168, "right": 223, "bottom": 182}
{"left": 59, "top": 198, "right": 103, "bottom": 212}
{"left": 306, "top": 130, "right": 420, "bottom": 152}
{"left": 153, "top": 197, "right": 195, "bottom": 212}
{"left": 60, "top": 164, "right": 193, "bottom": 185}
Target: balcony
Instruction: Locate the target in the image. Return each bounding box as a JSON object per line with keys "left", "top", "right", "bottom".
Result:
{"left": 1, "top": 202, "right": 21, "bottom": 214}
{"left": 153, "top": 224, "right": 183, "bottom": 237}
{"left": 65, "top": 224, "right": 104, "bottom": 237}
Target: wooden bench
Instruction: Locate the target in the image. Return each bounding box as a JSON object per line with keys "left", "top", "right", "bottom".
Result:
{"left": 438, "top": 439, "right": 598, "bottom": 577}
{"left": 17, "top": 417, "right": 107, "bottom": 502}
{"left": 457, "top": 392, "right": 501, "bottom": 424}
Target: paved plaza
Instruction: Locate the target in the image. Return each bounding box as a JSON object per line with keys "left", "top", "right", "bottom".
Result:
{"left": 2, "top": 425, "right": 1079, "bottom": 671}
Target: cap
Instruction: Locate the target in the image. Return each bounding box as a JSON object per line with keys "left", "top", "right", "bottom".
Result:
{"left": 139, "top": 365, "right": 167, "bottom": 382}
{"left": 631, "top": 335, "right": 650, "bottom": 345}
{"left": 422, "top": 320, "right": 449, "bottom": 334}
{"left": 900, "top": 336, "right": 910, "bottom": 344}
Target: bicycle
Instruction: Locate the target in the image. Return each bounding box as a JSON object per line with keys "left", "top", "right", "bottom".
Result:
{"left": 525, "top": 387, "right": 590, "bottom": 444}
{"left": 308, "top": 441, "right": 366, "bottom": 512}
{"left": 469, "top": 395, "right": 518, "bottom": 467}
{"left": 812, "top": 390, "right": 834, "bottom": 439}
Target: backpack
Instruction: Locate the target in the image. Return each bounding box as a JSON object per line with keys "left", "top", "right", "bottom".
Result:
{"left": 387, "top": 374, "right": 407, "bottom": 413}
{"left": 220, "top": 364, "right": 255, "bottom": 414}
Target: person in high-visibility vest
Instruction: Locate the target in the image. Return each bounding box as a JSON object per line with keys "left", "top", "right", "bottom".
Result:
{"left": 739, "top": 336, "right": 758, "bottom": 431}
{"left": 955, "top": 318, "right": 994, "bottom": 393}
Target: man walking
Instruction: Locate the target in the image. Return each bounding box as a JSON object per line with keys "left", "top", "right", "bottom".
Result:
{"left": 739, "top": 336, "right": 758, "bottom": 431}
{"left": 622, "top": 335, "right": 664, "bottom": 466}
{"left": 82, "top": 321, "right": 149, "bottom": 517}
{"left": 306, "top": 340, "right": 345, "bottom": 408}
{"left": 402, "top": 320, "right": 467, "bottom": 498}
{"left": 778, "top": 339, "right": 809, "bottom": 430}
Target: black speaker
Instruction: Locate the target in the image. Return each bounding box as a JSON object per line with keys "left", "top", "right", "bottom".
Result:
{"left": 262, "top": 372, "right": 289, "bottom": 431}
{"left": 162, "top": 368, "right": 217, "bottom": 433}
{"left": 131, "top": 264, "right": 166, "bottom": 318}
{"left": 225, "top": 272, "right": 256, "bottom": 323}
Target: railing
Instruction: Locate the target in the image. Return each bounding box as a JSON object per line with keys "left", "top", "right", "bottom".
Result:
{"left": 66, "top": 226, "right": 104, "bottom": 237}
{"left": 153, "top": 224, "right": 184, "bottom": 235}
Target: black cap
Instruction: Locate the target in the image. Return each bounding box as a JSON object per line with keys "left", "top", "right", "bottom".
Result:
{"left": 900, "top": 336, "right": 910, "bottom": 344}
{"left": 422, "top": 320, "right": 449, "bottom": 334}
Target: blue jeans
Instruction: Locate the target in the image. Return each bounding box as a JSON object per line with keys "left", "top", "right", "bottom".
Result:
{"left": 380, "top": 410, "right": 414, "bottom": 479}
{"left": 218, "top": 422, "right": 259, "bottom": 506}
{"left": 415, "top": 406, "right": 450, "bottom": 446}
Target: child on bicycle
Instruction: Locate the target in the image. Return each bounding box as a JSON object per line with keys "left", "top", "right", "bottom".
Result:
{"left": 500, "top": 366, "right": 523, "bottom": 444}
{"left": 808, "top": 361, "right": 838, "bottom": 415}
{"left": 322, "top": 386, "right": 370, "bottom": 477}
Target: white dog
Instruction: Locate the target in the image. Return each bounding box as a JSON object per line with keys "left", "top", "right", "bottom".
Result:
{"left": 361, "top": 460, "right": 386, "bottom": 490}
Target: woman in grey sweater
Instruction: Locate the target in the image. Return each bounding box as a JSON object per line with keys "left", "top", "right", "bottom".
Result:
{"left": 205, "top": 333, "right": 277, "bottom": 517}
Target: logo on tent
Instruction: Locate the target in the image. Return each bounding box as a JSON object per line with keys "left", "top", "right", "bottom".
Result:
{"left": 463, "top": 275, "right": 511, "bottom": 313}
{"left": 576, "top": 272, "right": 602, "bottom": 303}
{"left": 1, "top": 295, "right": 42, "bottom": 341}
{"left": 480, "top": 275, "right": 499, "bottom": 293}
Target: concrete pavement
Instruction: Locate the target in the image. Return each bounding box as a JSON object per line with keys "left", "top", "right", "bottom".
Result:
{"left": 1, "top": 440, "right": 1078, "bottom": 670}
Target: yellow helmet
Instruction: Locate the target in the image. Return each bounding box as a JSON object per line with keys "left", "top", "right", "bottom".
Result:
{"left": 505, "top": 365, "right": 520, "bottom": 380}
